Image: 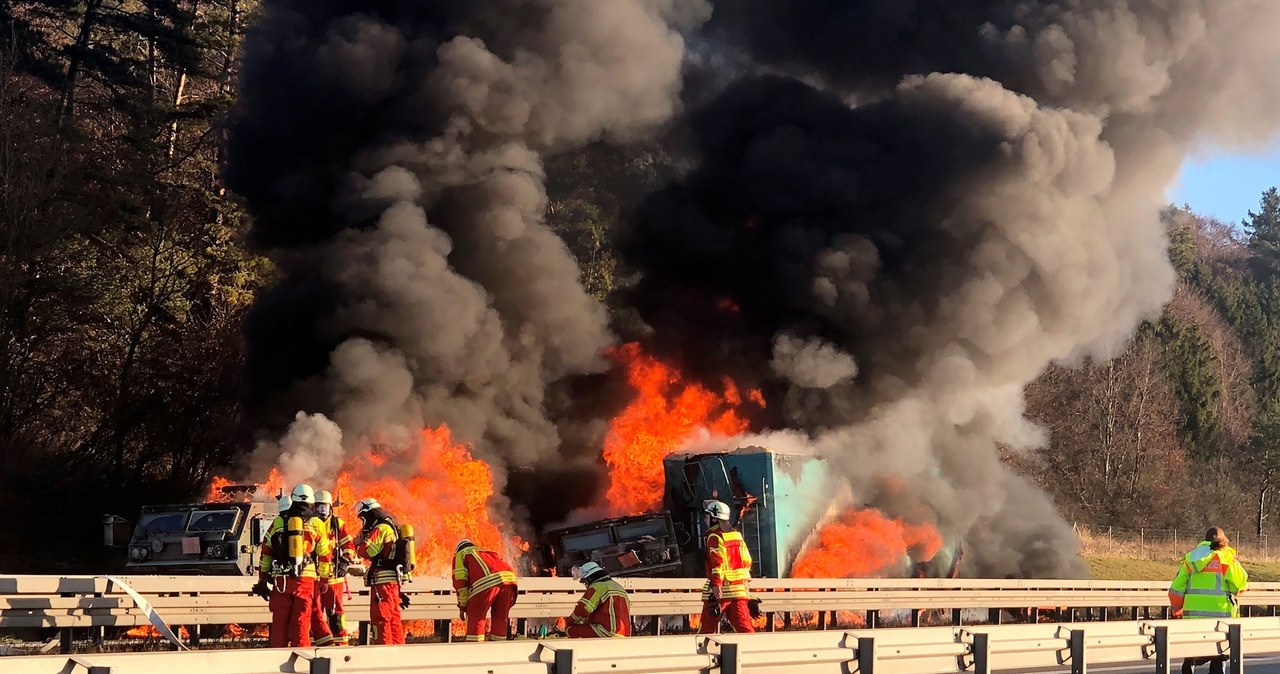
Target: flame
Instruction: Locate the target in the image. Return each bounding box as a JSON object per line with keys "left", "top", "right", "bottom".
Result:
{"left": 792, "top": 508, "right": 942, "bottom": 578}
{"left": 225, "top": 623, "right": 245, "bottom": 638}
{"left": 209, "top": 426, "right": 521, "bottom": 576}
{"left": 602, "top": 343, "right": 764, "bottom": 516}
{"left": 124, "top": 625, "right": 189, "bottom": 640}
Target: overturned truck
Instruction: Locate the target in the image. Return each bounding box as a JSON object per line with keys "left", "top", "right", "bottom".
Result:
{"left": 539, "top": 446, "right": 961, "bottom": 580}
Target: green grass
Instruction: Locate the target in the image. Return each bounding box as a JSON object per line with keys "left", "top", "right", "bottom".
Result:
{"left": 1087, "top": 557, "right": 1280, "bottom": 581}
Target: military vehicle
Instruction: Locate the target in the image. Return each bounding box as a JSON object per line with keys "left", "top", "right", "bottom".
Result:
{"left": 103, "top": 484, "right": 278, "bottom": 576}
{"left": 539, "top": 446, "right": 959, "bottom": 579}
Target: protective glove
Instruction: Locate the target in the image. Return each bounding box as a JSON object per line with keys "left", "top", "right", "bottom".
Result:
{"left": 458, "top": 606, "right": 467, "bottom": 621}
{"left": 708, "top": 601, "right": 721, "bottom": 618}
{"left": 251, "top": 580, "right": 270, "bottom": 602}
{"left": 399, "top": 593, "right": 411, "bottom": 610}
{"left": 748, "top": 598, "right": 762, "bottom": 619}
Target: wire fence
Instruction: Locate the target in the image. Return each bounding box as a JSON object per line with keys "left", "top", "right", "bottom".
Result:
{"left": 1074, "top": 523, "right": 1278, "bottom": 561}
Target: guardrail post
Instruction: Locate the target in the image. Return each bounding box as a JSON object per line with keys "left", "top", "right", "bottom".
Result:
{"left": 554, "top": 647, "right": 575, "bottom": 674}
{"left": 818, "top": 610, "right": 827, "bottom": 630}
{"left": 972, "top": 632, "right": 991, "bottom": 674}
{"left": 312, "top": 657, "right": 332, "bottom": 674}
{"left": 952, "top": 608, "right": 963, "bottom": 626}
{"left": 358, "top": 621, "right": 370, "bottom": 645}
{"left": 1069, "top": 628, "right": 1086, "bottom": 674}
{"left": 766, "top": 612, "right": 775, "bottom": 632}
{"left": 910, "top": 608, "right": 922, "bottom": 627}
{"left": 189, "top": 624, "right": 201, "bottom": 648}
{"left": 1154, "top": 625, "right": 1170, "bottom": 674}
{"left": 721, "top": 641, "right": 740, "bottom": 674}
{"left": 865, "top": 610, "right": 878, "bottom": 628}
{"left": 857, "top": 636, "right": 876, "bottom": 674}
{"left": 1228, "top": 623, "right": 1243, "bottom": 674}
{"left": 987, "top": 609, "right": 1001, "bottom": 625}
{"left": 60, "top": 627, "right": 72, "bottom": 653}
{"left": 517, "top": 618, "right": 527, "bottom": 637}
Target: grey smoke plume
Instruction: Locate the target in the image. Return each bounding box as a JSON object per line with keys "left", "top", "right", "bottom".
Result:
{"left": 625, "top": 0, "right": 1280, "bottom": 577}
{"left": 228, "top": 1, "right": 710, "bottom": 523}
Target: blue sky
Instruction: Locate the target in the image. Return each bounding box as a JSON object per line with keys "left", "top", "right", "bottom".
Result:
{"left": 1169, "top": 149, "right": 1280, "bottom": 226}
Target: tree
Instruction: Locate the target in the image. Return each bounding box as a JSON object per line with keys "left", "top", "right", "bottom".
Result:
{"left": 1245, "top": 187, "right": 1280, "bottom": 278}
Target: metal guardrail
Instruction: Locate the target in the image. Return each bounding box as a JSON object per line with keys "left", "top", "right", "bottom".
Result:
{"left": 5, "top": 576, "right": 1280, "bottom": 630}
{"left": 5, "top": 617, "right": 1280, "bottom": 673}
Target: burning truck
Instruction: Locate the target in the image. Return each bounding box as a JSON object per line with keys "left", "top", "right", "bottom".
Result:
{"left": 539, "top": 446, "right": 961, "bottom": 580}
{"left": 103, "top": 484, "right": 278, "bottom": 576}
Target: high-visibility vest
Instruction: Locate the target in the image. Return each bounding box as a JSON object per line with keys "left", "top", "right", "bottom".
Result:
{"left": 259, "top": 515, "right": 328, "bottom": 579}
{"left": 570, "top": 578, "right": 631, "bottom": 637}
{"left": 318, "top": 516, "right": 355, "bottom": 584}
{"left": 453, "top": 545, "right": 517, "bottom": 605}
{"left": 1169, "top": 542, "right": 1248, "bottom": 619}
{"left": 703, "top": 526, "right": 752, "bottom": 600}
{"left": 357, "top": 522, "right": 399, "bottom": 586}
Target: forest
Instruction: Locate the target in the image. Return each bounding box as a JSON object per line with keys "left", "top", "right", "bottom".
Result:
{"left": 0, "top": 0, "right": 1278, "bottom": 572}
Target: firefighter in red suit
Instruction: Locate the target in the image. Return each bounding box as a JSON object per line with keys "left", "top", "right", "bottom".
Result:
{"left": 698, "top": 500, "right": 756, "bottom": 634}
{"left": 251, "top": 484, "right": 332, "bottom": 647}
{"left": 354, "top": 498, "right": 407, "bottom": 645}
{"left": 566, "top": 561, "right": 630, "bottom": 637}
{"left": 453, "top": 539, "right": 519, "bottom": 642}
{"left": 312, "top": 489, "right": 355, "bottom": 646}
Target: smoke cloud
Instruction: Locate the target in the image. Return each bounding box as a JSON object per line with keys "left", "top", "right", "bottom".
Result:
{"left": 227, "top": 0, "right": 710, "bottom": 525}
{"left": 624, "top": 0, "right": 1280, "bottom": 577}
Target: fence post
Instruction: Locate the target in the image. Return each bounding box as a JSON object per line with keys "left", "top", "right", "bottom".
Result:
{"left": 1108, "top": 526, "right": 1113, "bottom": 555}
{"left": 1140, "top": 528, "right": 1145, "bottom": 556}
{"left": 1173, "top": 529, "right": 1178, "bottom": 553}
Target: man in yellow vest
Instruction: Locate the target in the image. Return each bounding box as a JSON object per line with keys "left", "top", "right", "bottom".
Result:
{"left": 252, "top": 484, "right": 333, "bottom": 647}
{"left": 1169, "top": 527, "right": 1248, "bottom": 674}
{"left": 566, "top": 561, "right": 630, "bottom": 637}
{"left": 698, "top": 500, "right": 755, "bottom": 633}
{"left": 312, "top": 490, "right": 354, "bottom": 646}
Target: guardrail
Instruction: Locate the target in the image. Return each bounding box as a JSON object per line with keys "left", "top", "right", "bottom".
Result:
{"left": 5, "top": 616, "right": 1280, "bottom": 673}
{"left": 5, "top": 576, "right": 1280, "bottom": 654}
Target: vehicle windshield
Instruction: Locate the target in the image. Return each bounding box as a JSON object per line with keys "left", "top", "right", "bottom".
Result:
{"left": 561, "top": 530, "right": 613, "bottom": 552}
{"left": 617, "top": 519, "right": 666, "bottom": 540}
{"left": 187, "top": 509, "right": 240, "bottom": 532}
{"left": 136, "top": 512, "right": 188, "bottom": 535}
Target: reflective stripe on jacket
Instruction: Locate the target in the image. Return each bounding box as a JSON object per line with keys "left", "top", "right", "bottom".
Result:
{"left": 704, "top": 526, "right": 752, "bottom": 600}
{"left": 1169, "top": 541, "right": 1248, "bottom": 619}
{"left": 570, "top": 578, "right": 631, "bottom": 637}
{"left": 358, "top": 522, "right": 399, "bottom": 586}
{"left": 453, "top": 545, "right": 517, "bottom": 606}
{"left": 318, "top": 516, "right": 355, "bottom": 584}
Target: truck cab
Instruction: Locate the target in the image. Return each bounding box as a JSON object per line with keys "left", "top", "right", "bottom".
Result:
{"left": 541, "top": 513, "right": 684, "bottom": 578}
{"left": 105, "top": 490, "right": 278, "bottom": 576}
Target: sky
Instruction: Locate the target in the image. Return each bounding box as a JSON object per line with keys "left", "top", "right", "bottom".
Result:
{"left": 1169, "top": 149, "right": 1280, "bottom": 226}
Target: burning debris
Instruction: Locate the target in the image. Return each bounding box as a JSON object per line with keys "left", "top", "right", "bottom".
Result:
{"left": 220, "top": 0, "right": 1280, "bottom": 580}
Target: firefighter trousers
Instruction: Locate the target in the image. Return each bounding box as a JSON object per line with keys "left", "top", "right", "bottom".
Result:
{"left": 315, "top": 579, "right": 349, "bottom": 645}
{"left": 698, "top": 599, "right": 755, "bottom": 634}
{"left": 308, "top": 581, "right": 338, "bottom": 646}
{"left": 566, "top": 622, "right": 619, "bottom": 638}
{"left": 464, "top": 583, "right": 517, "bottom": 641}
{"left": 269, "top": 576, "right": 316, "bottom": 647}
{"left": 369, "top": 582, "right": 405, "bottom": 645}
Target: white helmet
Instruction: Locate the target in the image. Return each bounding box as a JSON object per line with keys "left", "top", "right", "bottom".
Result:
{"left": 704, "top": 500, "right": 731, "bottom": 521}
{"left": 316, "top": 490, "right": 333, "bottom": 505}
{"left": 455, "top": 538, "right": 475, "bottom": 553}
{"left": 576, "top": 561, "right": 604, "bottom": 582}
{"left": 277, "top": 495, "right": 293, "bottom": 511}
{"left": 356, "top": 498, "right": 381, "bottom": 517}
{"left": 290, "top": 484, "right": 315, "bottom": 504}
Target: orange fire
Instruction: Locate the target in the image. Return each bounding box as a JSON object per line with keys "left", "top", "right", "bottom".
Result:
{"left": 792, "top": 508, "right": 942, "bottom": 578}
{"left": 602, "top": 343, "right": 764, "bottom": 516}
{"left": 210, "top": 426, "right": 521, "bottom": 576}
{"left": 124, "top": 625, "right": 190, "bottom": 639}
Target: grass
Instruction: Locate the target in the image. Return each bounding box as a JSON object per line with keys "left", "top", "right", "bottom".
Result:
{"left": 1087, "top": 557, "right": 1280, "bottom": 581}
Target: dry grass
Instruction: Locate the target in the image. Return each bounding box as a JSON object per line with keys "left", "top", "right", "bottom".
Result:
{"left": 1088, "top": 557, "right": 1280, "bottom": 581}
{"left": 1077, "top": 527, "right": 1280, "bottom": 562}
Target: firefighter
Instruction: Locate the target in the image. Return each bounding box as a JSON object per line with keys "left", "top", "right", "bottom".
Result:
{"left": 698, "top": 500, "right": 755, "bottom": 634}
{"left": 354, "top": 498, "right": 408, "bottom": 645}
{"left": 566, "top": 561, "right": 630, "bottom": 638}
{"left": 252, "top": 484, "right": 333, "bottom": 647}
{"left": 312, "top": 490, "right": 355, "bottom": 646}
{"left": 453, "top": 538, "right": 519, "bottom": 642}
{"left": 1169, "top": 527, "right": 1249, "bottom": 674}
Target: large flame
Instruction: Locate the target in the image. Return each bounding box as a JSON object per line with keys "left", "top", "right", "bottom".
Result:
{"left": 792, "top": 508, "right": 942, "bottom": 578}
{"left": 209, "top": 426, "right": 521, "bottom": 575}
{"left": 602, "top": 342, "right": 764, "bottom": 516}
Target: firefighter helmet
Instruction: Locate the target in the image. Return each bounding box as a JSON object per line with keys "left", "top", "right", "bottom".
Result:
{"left": 704, "top": 500, "right": 731, "bottom": 521}
{"left": 455, "top": 539, "right": 475, "bottom": 553}
{"left": 316, "top": 490, "right": 333, "bottom": 505}
{"left": 576, "top": 561, "right": 604, "bottom": 583}
{"left": 356, "top": 498, "right": 381, "bottom": 517}
{"left": 290, "top": 484, "right": 315, "bottom": 504}
{"left": 277, "top": 495, "right": 293, "bottom": 511}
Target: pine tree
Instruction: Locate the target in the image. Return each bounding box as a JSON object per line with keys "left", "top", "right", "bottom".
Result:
{"left": 1245, "top": 187, "right": 1280, "bottom": 277}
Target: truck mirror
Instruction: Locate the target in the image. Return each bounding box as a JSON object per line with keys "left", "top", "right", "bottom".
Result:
{"left": 102, "top": 514, "right": 130, "bottom": 547}
{"left": 250, "top": 517, "right": 268, "bottom": 546}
